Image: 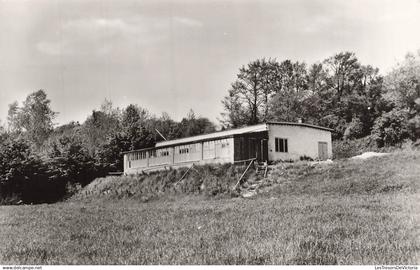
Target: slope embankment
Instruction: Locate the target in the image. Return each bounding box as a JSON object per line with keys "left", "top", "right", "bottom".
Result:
{"left": 73, "top": 149, "right": 420, "bottom": 202}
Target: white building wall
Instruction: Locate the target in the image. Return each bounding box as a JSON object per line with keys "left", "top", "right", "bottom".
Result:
{"left": 123, "top": 125, "right": 333, "bottom": 175}
{"left": 124, "top": 137, "right": 235, "bottom": 174}
{"left": 267, "top": 124, "right": 332, "bottom": 161}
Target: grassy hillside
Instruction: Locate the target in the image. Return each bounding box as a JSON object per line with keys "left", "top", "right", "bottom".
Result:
{"left": 0, "top": 150, "right": 419, "bottom": 264}
{"left": 72, "top": 163, "right": 247, "bottom": 201}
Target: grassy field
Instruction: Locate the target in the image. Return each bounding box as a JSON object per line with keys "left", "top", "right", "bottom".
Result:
{"left": 0, "top": 150, "right": 419, "bottom": 264}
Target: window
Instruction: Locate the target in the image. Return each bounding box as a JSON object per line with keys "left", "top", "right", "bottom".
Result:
{"left": 160, "top": 150, "right": 169, "bottom": 157}
{"left": 203, "top": 141, "right": 215, "bottom": 150}
{"left": 131, "top": 151, "right": 147, "bottom": 160}
{"left": 149, "top": 150, "right": 156, "bottom": 158}
{"left": 179, "top": 147, "right": 189, "bottom": 154}
{"left": 220, "top": 139, "right": 229, "bottom": 148}
{"left": 275, "top": 138, "right": 288, "bottom": 153}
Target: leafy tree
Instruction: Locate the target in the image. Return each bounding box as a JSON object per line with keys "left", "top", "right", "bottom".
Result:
{"left": 343, "top": 117, "right": 364, "bottom": 139}
{"left": 98, "top": 133, "right": 131, "bottom": 172}
{"left": 383, "top": 52, "right": 420, "bottom": 114}
{"left": 268, "top": 60, "right": 309, "bottom": 122}
{"left": 0, "top": 137, "right": 65, "bottom": 203}
{"left": 371, "top": 108, "right": 411, "bottom": 147}
{"left": 7, "top": 90, "right": 57, "bottom": 148}
{"left": 323, "top": 52, "right": 362, "bottom": 101}
{"left": 302, "top": 63, "right": 331, "bottom": 124}
{"left": 0, "top": 120, "right": 7, "bottom": 141}
{"left": 98, "top": 104, "right": 154, "bottom": 172}
{"left": 408, "top": 115, "right": 420, "bottom": 141}
{"left": 81, "top": 100, "right": 121, "bottom": 155}
{"left": 221, "top": 59, "right": 278, "bottom": 127}
{"left": 220, "top": 89, "right": 249, "bottom": 128}
{"left": 7, "top": 101, "right": 20, "bottom": 133}
{"left": 175, "top": 109, "right": 216, "bottom": 138}
{"left": 46, "top": 134, "right": 100, "bottom": 186}
{"left": 149, "top": 112, "right": 180, "bottom": 141}
{"left": 120, "top": 104, "right": 154, "bottom": 150}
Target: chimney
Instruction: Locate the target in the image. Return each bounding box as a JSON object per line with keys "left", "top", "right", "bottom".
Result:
{"left": 297, "top": 118, "right": 303, "bottom": 123}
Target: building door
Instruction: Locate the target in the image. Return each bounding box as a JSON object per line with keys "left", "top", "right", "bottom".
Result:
{"left": 260, "top": 139, "right": 268, "bottom": 162}
{"left": 256, "top": 139, "right": 268, "bottom": 162}
{"left": 318, "top": 142, "right": 328, "bottom": 160}
{"left": 249, "top": 138, "right": 257, "bottom": 159}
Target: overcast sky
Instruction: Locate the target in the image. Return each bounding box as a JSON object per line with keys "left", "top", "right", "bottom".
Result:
{"left": 1, "top": 0, "right": 420, "bottom": 126}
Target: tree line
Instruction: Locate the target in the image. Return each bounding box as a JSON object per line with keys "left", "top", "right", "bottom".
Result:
{"left": 221, "top": 51, "right": 420, "bottom": 145}
{"left": 1, "top": 50, "right": 419, "bottom": 204}
{"left": 0, "top": 93, "right": 215, "bottom": 203}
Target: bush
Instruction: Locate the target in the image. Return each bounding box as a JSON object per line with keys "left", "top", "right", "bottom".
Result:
{"left": 332, "top": 137, "right": 378, "bottom": 159}
{"left": 0, "top": 138, "right": 67, "bottom": 204}
{"left": 371, "top": 108, "right": 411, "bottom": 147}
{"left": 0, "top": 135, "right": 106, "bottom": 205}
{"left": 343, "top": 117, "right": 365, "bottom": 139}
{"left": 300, "top": 155, "right": 314, "bottom": 161}
{"left": 47, "top": 134, "right": 105, "bottom": 186}
{"left": 408, "top": 115, "right": 420, "bottom": 141}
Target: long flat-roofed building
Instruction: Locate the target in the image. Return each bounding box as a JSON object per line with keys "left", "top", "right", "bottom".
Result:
{"left": 123, "top": 122, "right": 333, "bottom": 174}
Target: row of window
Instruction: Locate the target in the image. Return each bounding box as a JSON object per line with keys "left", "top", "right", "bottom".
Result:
{"left": 131, "top": 151, "right": 147, "bottom": 160}
{"left": 179, "top": 148, "right": 189, "bottom": 154}
{"left": 203, "top": 139, "right": 229, "bottom": 149}
{"left": 130, "top": 149, "right": 163, "bottom": 160}
{"left": 130, "top": 138, "right": 289, "bottom": 160}
{"left": 129, "top": 143, "right": 199, "bottom": 160}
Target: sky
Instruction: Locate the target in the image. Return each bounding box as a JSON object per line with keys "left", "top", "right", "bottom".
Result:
{"left": 1, "top": 0, "right": 420, "bottom": 126}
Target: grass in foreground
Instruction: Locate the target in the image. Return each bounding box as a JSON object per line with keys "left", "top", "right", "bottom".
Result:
{"left": 0, "top": 150, "right": 419, "bottom": 264}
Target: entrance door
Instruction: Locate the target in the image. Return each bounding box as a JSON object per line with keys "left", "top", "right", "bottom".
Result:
{"left": 249, "top": 138, "right": 257, "bottom": 159}
{"left": 318, "top": 142, "right": 328, "bottom": 160}
{"left": 256, "top": 139, "right": 268, "bottom": 162}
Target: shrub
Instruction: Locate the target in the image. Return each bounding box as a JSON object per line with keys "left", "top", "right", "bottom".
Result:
{"left": 343, "top": 117, "right": 365, "bottom": 139}
{"left": 46, "top": 134, "right": 104, "bottom": 186}
{"left": 299, "top": 155, "right": 314, "bottom": 161}
{"left": 408, "top": 115, "right": 420, "bottom": 141}
{"left": 0, "top": 138, "right": 67, "bottom": 204}
{"left": 332, "top": 137, "right": 378, "bottom": 159}
{"left": 371, "top": 108, "right": 411, "bottom": 147}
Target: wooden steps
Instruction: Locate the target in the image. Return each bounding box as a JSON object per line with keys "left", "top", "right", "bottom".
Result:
{"left": 235, "top": 161, "right": 271, "bottom": 197}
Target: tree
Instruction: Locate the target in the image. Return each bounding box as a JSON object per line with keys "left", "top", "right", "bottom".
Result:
{"left": 380, "top": 50, "right": 420, "bottom": 142}
{"left": 316, "top": 52, "right": 383, "bottom": 138}
{"left": 81, "top": 100, "right": 121, "bottom": 155}
{"left": 0, "top": 120, "right": 7, "bottom": 141}
{"left": 98, "top": 133, "right": 131, "bottom": 172}
{"left": 268, "top": 60, "right": 309, "bottom": 122}
{"left": 220, "top": 89, "right": 249, "bottom": 128}
{"left": 7, "top": 101, "right": 20, "bottom": 133}
{"left": 46, "top": 134, "right": 100, "bottom": 186}
{"left": 120, "top": 104, "right": 154, "bottom": 150}
{"left": 97, "top": 104, "right": 154, "bottom": 172}
{"left": 371, "top": 108, "right": 410, "bottom": 147}
{"left": 150, "top": 112, "right": 180, "bottom": 141}
{"left": 7, "top": 90, "right": 57, "bottom": 148}
{"left": 221, "top": 59, "right": 278, "bottom": 127}
{"left": 343, "top": 117, "right": 364, "bottom": 139}
{"left": 323, "top": 52, "right": 362, "bottom": 101}
{"left": 175, "top": 109, "right": 216, "bottom": 138}
{"left": 383, "top": 52, "right": 420, "bottom": 114}
{"left": 0, "top": 137, "right": 65, "bottom": 203}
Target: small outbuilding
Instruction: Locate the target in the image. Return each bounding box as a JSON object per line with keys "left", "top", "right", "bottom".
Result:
{"left": 123, "top": 122, "right": 333, "bottom": 174}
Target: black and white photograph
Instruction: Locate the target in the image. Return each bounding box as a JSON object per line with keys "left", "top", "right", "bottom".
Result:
{"left": 0, "top": 0, "right": 419, "bottom": 267}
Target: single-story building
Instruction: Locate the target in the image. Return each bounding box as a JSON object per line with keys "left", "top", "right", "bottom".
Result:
{"left": 123, "top": 122, "right": 333, "bottom": 174}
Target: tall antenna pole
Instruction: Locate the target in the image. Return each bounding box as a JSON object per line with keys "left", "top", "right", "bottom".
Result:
{"left": 155, "top": 129, "right": 167, "bottom": 141}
